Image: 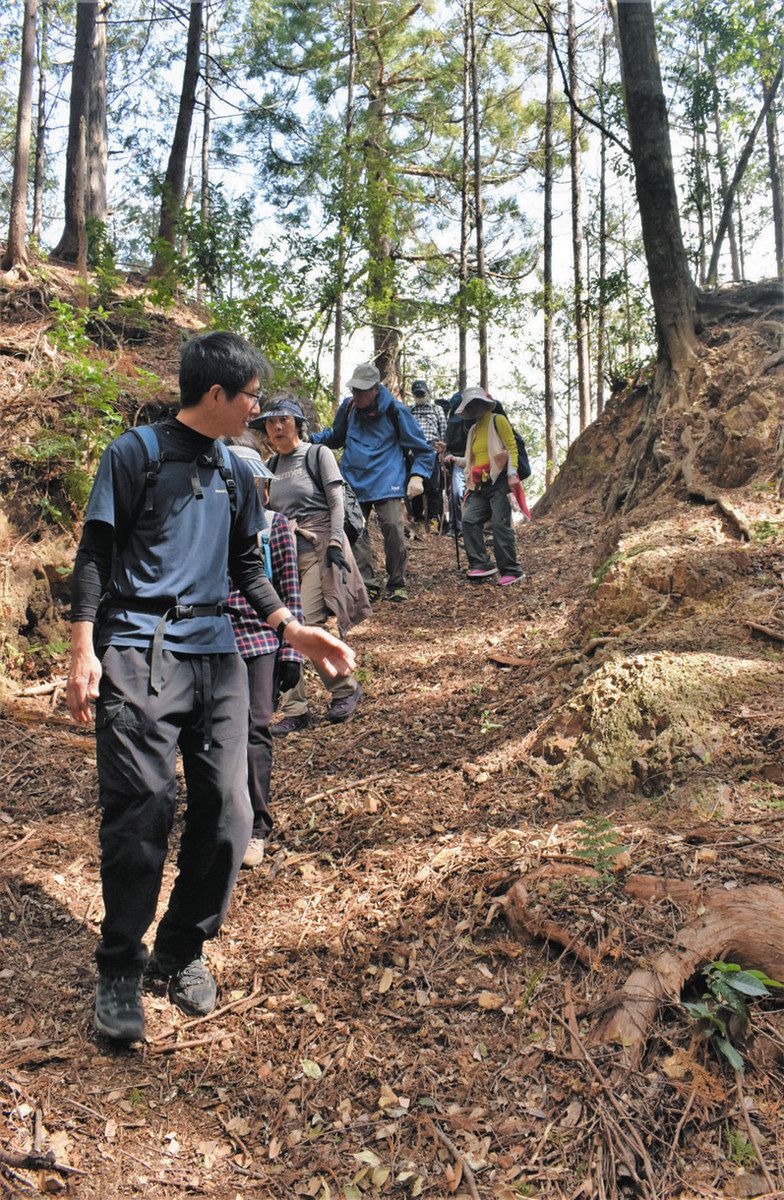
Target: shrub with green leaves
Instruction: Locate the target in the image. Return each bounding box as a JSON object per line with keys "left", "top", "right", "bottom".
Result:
{"left": 684, "top": 961, "right": 783, "bottom": 1072}
{"left": 14, "top": 301, "right": 164, "bottom": 525}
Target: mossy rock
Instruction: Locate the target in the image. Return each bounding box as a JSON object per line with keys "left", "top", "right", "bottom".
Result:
{"left": 531, "top": 651, "right": 784, "bottom": 802}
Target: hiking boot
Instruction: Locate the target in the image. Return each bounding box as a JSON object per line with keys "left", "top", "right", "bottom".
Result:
{"left": 497, "top": 572, "right": 524, "bottom": 586}
{"left": 155, "top": 957, "right": 217, "bottom": 1017}
{"left": 386, "top": 586, "right": 407, "bottom": 602}
{"left": 326, "top": 685, "right": 363, "bottom": 724}
{"left": 270, "top": 713, "right": 312, "bottom": 737}
{"left": 366, "top": 584, "right": 382, "bottom": 603}
{"left": 242, "top": 837, "right": 266, "bottom": 868}
{"left": 467, "top": 567, "right": 498, "bottom": 579}
{"left": 95, "top": 973, "right": 145, "bottom": 1041}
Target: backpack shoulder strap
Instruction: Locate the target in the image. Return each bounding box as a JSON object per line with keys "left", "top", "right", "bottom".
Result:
{"left": 128, "top": 424, "right": 162, "bottom": 516}
{"left": 214, "top": 440, "right": 238, "bottom": 524}
{"left": 303, "top": 443, "right": 327, "bottom": 493}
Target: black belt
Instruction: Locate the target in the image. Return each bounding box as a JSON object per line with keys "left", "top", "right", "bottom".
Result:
{"left": 99, "top": 597, "right": 236, "bottom": 696}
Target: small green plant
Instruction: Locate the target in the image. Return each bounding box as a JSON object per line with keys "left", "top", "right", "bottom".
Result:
{"left": 751, "top": 519, "right": 782, "bottom": 544}
{"left": 684, "top": 961, "right": 784, "bottom": 1072}
{"left": 725, "top": 1123, "right": 757, "bottom": 1168}
{"left": 574, "top": 815, "right": 623, "bottom": 882}
{"left": 479, "top": 707, "right": 501, "bottom": 734}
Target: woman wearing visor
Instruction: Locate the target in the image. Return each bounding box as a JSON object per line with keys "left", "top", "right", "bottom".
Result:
{"left": 256, "top": 395, "right": 371, "bottom": 736}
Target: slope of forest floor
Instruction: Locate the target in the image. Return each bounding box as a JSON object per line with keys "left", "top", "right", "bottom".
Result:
{"left": 1, "top": 270, "right": 784, "bottom": 1199}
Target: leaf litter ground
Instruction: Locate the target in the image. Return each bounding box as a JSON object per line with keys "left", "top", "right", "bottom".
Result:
{"left": 3, "top": 501, "right": 784, "bottom": 1200}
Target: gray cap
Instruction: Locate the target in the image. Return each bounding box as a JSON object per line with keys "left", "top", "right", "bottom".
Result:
{"left": 454, "top": 385, "right": 494, "bottom": 415}
{"left": 411, "top": 379, "right": 428, "bottom": 396}
{"left": 347, "top": 362, "right": 381, "bottom": 389}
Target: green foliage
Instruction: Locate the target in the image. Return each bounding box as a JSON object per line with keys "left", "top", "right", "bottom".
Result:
{"left": 591, "top": 545, "right": 650, "bottom": 589}
{"left": 573, "top": 815, "right": 623, "bottom": 882}
{"left": 683, "top": 961, "right": 783, "bottom": 1072}
{"left": 725, "top": 1123, "right": 758, "bottom": 1168}
{"left": 14, "top": 301, "right": 163, "bottom": 525}
{"left": 751, "top": 520, "right": 782, "bottom": 544}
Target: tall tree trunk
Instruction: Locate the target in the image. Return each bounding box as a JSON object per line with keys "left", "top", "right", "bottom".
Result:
{"left": 596, "top": 25, "right": 609, "bottom": 417}
{"left": 2, "top": 0, "right": 39, "bottom": 272}
{"left": 711, "top": 86, "right": 741, "bottom": 281}
{"left": 610, "top": 0, "right": 697, "bottom": 373}
{"left": 765, "top": 80, "right": 784, "bottom": 278}
{"left": 543, "top": 10, "right": 556, "bottom": 486}
{"left": 197, "top": 9, "right": 211, "bottom": 301}
{"left": 706, "top": 61, "right": 783, "bottom": 285}
{"left": 332, "top": 0, "right": 356, "bottom": 404}
{"left": 567, "top": 0, "right": 590, "bottom": 429}
{"left": 31, "top": 0, "right": 47, "bottom": 245}
{"left": 51, "top": 0, "right": 96, "bottom": 262}
{"left": 691, "top": 43, "right": 707, "bottom": 285}
{"left": 365, "top": 64, "right": 400, "bottom": 388}
{"left": 86, "top": 0, "right": 108, "bottom": 231}
{"left": 153, "top": 1, "right": 203, "bottom": 275}
{"left": 468, "top": 0, "right": 488, "bottom": 390}
{"left": 457, "top": 0, "right": 471, "bottom": 393}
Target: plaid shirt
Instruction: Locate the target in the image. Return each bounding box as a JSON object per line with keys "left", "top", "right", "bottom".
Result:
{"left": 410, "top": 401, "right": 447, "bottom": 447}
{"left": 228, "top": 511, "right": 304, "bottom": 662}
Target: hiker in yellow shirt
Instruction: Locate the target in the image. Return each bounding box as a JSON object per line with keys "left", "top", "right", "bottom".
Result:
{"left": 444, "top": 386, "right": 524, "bottom": 586}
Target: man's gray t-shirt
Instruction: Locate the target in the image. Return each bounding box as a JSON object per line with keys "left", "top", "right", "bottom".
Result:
{"left": 267, "top": 443, "right": 344, "bottom": 546}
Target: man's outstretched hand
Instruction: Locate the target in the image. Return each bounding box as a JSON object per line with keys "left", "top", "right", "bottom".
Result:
{"left": 285, "top": 624, "right": 357, "bottom": 679}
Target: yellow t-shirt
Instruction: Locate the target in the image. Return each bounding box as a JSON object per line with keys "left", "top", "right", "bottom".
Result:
{"left": 470, "top": 411, "right": 517, "bottom": 472}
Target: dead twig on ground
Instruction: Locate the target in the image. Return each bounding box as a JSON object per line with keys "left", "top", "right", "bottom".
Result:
{"left": 427, "top": 1119, "right": 482, "bottom": 1200}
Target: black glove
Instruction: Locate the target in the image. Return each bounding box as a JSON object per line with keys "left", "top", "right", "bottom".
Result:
{"left": 277, "top": 660, "right": 301, "bottom": 694}
{"left": 326, "top": 544, "right": 350, "bottom": 573}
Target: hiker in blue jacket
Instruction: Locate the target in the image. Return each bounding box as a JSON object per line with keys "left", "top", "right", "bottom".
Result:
{"left": 310, "top": 362, "right": 435, "bottom": 602}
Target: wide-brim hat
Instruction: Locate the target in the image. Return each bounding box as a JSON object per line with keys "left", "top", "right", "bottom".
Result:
{"left": 347, "top": 362, "right": 381, "bottom": 389}
{"left": 454, "top": 385, "right": 494, "bottom": 416}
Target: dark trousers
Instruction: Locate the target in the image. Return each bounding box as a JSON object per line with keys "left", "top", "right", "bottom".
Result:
{"left": 245, "top": 651, "right": 276, "bottom": 839}
{"left": 95, "top": 645, "right": 252, "bottom": 976}
{"left": 410, "top": 456, "right": 444, "bottom": 524}
{"left": 462, "top": 474, "right": 522, "bottom": 576}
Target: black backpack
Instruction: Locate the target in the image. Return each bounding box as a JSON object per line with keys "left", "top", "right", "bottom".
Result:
{"left": 126, "top": 423, "right": 238, "bottom": 536}
{"left": 445, "top": 401, "right": 531, "bottom": 480}
{"left": 268, "top": 444, "right": 365, "bottom": 545}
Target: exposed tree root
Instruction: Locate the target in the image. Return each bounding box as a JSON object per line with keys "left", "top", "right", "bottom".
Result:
{"left": 595, "top": 885, "right": 784, "bottom": 1068}
{"left": 504, "top": 867, "right": 784, "bottom": 1070}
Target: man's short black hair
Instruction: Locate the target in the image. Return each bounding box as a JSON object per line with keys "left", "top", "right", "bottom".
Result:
{"left": 179, "top": 332, "right": 272, "bottom": 408}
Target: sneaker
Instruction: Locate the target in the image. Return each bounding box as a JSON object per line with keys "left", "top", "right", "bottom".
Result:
{"left": 95, "top": 973, "right": 145, "bottom": 1041}
{"left": 242, "top": 837, "right": 266, "bottom": 868}
{"left": 270, "top": 713, "right": 312, "bottom": 737}
{"left": 386, "top": 586, "right": 408, "bottom": 602}
{"left": 366, "top": 584, "right": 382, "bottom": 603}
{"left": 160, "top": 958, "right": 217, "bottom": 1017}
{"left": 326, "top": 685, "right": 363, "bottom": 724}
{"left": 467, "top": 567, "right": 498, "bottom": 579}
{"left": 497, "top": 572, "right": 524, "bottom": 586}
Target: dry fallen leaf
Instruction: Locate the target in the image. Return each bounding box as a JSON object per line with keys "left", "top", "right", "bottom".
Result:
{"left": 477, "top": 990, "right": 504, "bottom": 1010}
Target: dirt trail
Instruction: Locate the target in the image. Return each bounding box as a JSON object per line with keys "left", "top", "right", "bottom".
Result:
{"left": 3, "top": 506, "right": 784, "bottom": 1200}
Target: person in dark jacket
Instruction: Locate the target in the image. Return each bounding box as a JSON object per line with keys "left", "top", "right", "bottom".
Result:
{"left": 66, "top": 332, "right": 356, "bottom": 1043}
{"left": 310, "top": 362, "right": 435, "bottom": 603}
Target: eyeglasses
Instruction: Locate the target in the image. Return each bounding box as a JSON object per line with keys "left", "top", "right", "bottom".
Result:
{"left": 237, "top": 389, "right": 264, "bottom": 403}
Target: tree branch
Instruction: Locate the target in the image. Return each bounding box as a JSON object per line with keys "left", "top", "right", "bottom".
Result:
{"left": 530, "top": 0, "right": 632, "bottom": 159}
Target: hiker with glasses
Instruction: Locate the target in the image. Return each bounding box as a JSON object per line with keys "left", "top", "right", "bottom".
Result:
{"left": 444, "top": 385, "right": 525, "bottom": 586}
{"left": 257, "top": 394, "right": 370, "bottom": 736}
{"left": 66, "top": 332, "right": 356, "bottom": 1043}
{"left": 309, "top": 363, "right": 435, "bottom": 603}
